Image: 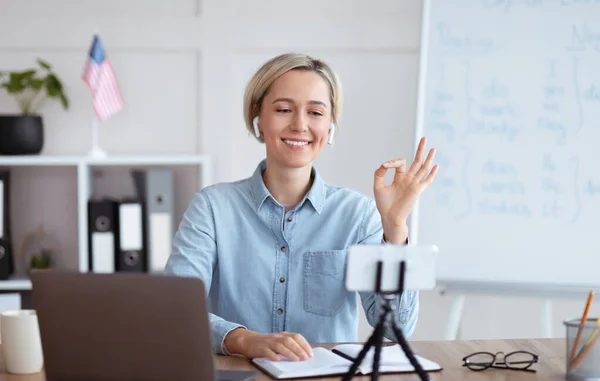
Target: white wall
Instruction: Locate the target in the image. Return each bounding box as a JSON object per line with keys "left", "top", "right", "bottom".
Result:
{"left": 0, "top": 0, "right": 594, "bottom": 342}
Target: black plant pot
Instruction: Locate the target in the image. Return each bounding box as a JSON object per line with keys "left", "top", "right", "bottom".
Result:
{"left": 0, "top": 115, "right": 45, "bottom": 155}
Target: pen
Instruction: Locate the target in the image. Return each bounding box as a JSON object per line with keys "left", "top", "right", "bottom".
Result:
{"left": 571, "top": 317, "right": 600, "bottom": 370}
{"left": 570, "top": 291, "right": 594, "bottom": 362}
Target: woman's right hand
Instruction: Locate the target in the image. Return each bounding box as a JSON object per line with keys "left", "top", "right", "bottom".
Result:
{"left": 224, "top": 328, "right": 314, "bottom": 361}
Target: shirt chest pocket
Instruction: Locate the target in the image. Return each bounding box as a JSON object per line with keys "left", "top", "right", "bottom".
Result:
{"left": 303, "top": 250, "right": 350, "bottom": 317}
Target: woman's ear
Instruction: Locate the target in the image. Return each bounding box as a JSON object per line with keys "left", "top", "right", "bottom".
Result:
{"left": 253, "top": 116, "right": 260, "bottom": 138}
{"left": 328, "top": 122, "right": 336, "bottom": 145}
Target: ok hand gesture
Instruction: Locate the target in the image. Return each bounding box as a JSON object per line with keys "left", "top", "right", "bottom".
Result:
{"left": 373, "top": 137, "right": 438, "bottom": 244}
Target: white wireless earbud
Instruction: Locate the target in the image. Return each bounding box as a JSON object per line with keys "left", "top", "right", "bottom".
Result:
{"left": 328, "top": 123, "right": 336, "bottom": 145}
{"left": 253, "top": 116, "right": 260, "bottom": 138}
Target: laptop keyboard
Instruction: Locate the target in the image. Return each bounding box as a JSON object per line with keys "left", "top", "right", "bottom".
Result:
{"left": 216, "top": 369, "right": 257, "bottom": 381}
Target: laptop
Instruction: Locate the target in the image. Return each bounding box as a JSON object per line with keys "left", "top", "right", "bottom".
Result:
{"left": 30, "top": 271, "right": 258, "bottom": 381}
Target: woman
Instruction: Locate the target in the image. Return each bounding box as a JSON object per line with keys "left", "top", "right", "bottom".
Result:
{"left": 164, "top": 53, "right": 438, "bottom": 362}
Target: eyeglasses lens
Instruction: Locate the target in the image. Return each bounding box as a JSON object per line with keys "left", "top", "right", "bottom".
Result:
{"left": 505, "top": 352, "right": 535, "bottom": 369}
{"left": 466, "top": 353, "right": 495, "bottom": 370}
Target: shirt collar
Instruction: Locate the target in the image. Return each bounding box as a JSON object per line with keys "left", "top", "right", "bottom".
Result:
{"left": 250, "top": 159, "right": 326, "bottom": 214}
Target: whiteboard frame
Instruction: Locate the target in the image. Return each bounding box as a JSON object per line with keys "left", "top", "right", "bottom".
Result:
{"left": 410, "top": 0, "right": 432, "bottom": 246}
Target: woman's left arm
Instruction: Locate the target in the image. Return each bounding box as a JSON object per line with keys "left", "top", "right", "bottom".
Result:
{"left": 357, "top": 198, "right": 419, "bottom": 339}
{"left": 359, "top": 136, "right": 438, "bottom": 339}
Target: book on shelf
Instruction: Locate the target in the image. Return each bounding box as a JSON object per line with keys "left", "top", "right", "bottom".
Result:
{"left": 251, "top": 343, "right": 442, "bottom": 379}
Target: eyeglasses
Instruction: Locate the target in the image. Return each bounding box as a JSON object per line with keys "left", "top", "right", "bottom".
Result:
{"left": 462, "top": 351, "right": 539, "bottom": 372}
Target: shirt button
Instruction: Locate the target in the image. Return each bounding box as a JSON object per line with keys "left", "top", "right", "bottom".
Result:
{"left": 277, "top": 308, "right": 284, "bottom": 315}
{"left": 287, "top": 217, "right": 293, "bottom": 222}
{"left": 281, "top": 246, "right": 287, "bottom": 252}
{"left": 279, "top": 277, "right": 285, "bottom": 283}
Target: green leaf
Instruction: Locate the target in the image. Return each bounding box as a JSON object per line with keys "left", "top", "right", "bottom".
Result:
{"left": 45, "top": 74, "right": 62, "bottom": 97}
{"left": 20, "top": 69, "right": 36, "bottom": 80}
{"left": 46, "top": 74, "right": 63, "bottom": 88}
{"left": 9, "top": 72, "right": 22, "bottom": 83}
{"left": 6, "top": 73, "right": 25, "bottom": 93}
{"left": 37, "top": 58, "right": 51, "bottom": 70}
{"left": 30, "top": 79, "right": 44, "bottom": 90}
{"left": 30, "top": 255, "right": 51, "bottom": 269}
{"left": 46, "top": 86, "right": 59, "bottom": 97}
{"left": 60, "top": 93, "right": 69, "bottom": 109}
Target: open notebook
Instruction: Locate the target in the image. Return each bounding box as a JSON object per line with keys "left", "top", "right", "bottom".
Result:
{"left": 251, "top": 344, "right": 442, "bottom": 379}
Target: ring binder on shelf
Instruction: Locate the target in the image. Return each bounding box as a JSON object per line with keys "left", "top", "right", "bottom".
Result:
{"left": 131, "top": 169, "right": 175, "bottom": 274}
{"left": 88, "top": 199, "right": 120, "bottom": 273}
{"left": 0, "top": 170, "right": 14, "bottom": 280}
{"left": 116, "top": 200, "right": 146, "bottom": 273}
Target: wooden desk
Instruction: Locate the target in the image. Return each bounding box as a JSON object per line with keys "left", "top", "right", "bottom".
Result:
{"left": 0, "top": 339, "right": 567, "bottom": 380}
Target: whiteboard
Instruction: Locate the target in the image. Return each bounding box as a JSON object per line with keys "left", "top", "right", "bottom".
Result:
{"left": 414, "top": 0, "right": 600, "bottom": 287}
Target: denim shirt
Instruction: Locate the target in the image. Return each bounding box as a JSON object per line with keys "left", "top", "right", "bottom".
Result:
{"left": 164, "top": 159, "right": 419, "bottom": 355}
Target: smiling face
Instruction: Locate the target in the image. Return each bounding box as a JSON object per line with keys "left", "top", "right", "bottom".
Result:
{"left": 257, "top": 69, "right": 333, "bottom": 170}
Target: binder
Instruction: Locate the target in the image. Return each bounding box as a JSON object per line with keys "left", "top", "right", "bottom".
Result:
{"left": 116, "top": 200, "right": 146, "bottom": 272}
{"left": 131, "top": 169, "right": 174, "bottom": 273}
{"left": 88, "top": 199, "right": 119, "bottom": 273}
{"left": 0, "top": 171, "right": 13, "bottom": 280}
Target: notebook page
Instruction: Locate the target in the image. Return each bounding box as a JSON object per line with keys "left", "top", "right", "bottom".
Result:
{"left": 331, "top": 344, "right": 441, "bottom": 373}
{"left": 332, "top": 344, "right": 409, "bottom": 365}
{"left": 252, "top": 347, "right": 354, "bottom": 378}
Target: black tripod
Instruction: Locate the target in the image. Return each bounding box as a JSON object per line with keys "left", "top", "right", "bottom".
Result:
{"left": 341, "top": 260, "right": 430, "bottom": 381}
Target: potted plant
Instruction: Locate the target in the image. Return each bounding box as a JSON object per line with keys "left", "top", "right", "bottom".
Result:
{"left": 29, "top": 249, "right": 53, "bottom": 272}
{"left": 18, "top": 224, "right": 58, "bottom": 275}
{"left": 0, "top": 58, "right": 69, "bottom": 155}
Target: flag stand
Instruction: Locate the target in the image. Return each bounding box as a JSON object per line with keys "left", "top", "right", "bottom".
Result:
{"left": 87, "top": 116, "right": 107, "bottom": 159}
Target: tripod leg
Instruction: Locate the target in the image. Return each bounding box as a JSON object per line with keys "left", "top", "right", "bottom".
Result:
{"left": 341, "top": 323, "right": 380, "bottom": 381}
{"left": 391, "top": 322, "right": 430, "bottom": 381}
{"left": 371, "top": 317, "right": 385, "bottom": 381}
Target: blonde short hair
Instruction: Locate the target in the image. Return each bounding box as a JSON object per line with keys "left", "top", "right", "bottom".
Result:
{"left": 243, "top": 53, "right": 343, "bottom": 142}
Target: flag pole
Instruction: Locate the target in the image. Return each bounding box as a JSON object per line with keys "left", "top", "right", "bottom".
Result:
{"left": 87, "top": 115, "right": 107, "bottom": 158}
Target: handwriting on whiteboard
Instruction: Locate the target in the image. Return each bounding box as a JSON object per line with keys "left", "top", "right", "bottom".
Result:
{"left": 423, "top": 4, "right": 599, "bottom": 225}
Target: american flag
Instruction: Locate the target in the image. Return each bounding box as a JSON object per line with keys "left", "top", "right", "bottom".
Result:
{"left": 82, "top": 35, "right": 124, "bottom": 121}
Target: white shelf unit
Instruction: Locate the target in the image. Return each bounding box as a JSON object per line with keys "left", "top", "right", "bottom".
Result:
{"left": 0, "top": 278, "right": 33, "bottom": 291}
{"left": 0, "top": 154, "right": 213, "bottom": 292}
